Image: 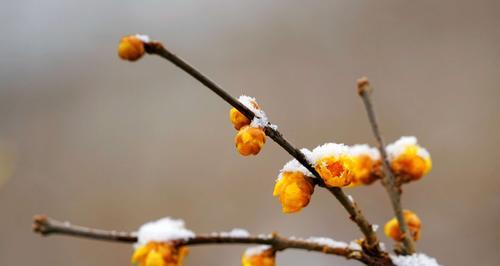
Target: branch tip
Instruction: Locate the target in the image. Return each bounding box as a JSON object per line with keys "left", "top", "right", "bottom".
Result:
{"left": 357, "top": 77, "right": 372, "bottom": 95}
{"left": 33, "top": 214, "right": 49, "bottom": 235}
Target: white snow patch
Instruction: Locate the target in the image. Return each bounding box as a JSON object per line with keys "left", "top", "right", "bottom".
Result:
{"left": 348, "top": 195, "right": 354, "bottom": 203}
{"left": 257, "top": 234, "right": 272, "bottom": 239}
{"left": 301, "top": 148, "right": 314, "bottom": 164}
{"left": 348, "top": 241, "right": 362, "bottom": 250}
{"left": 390, "top": 253, "right": 442, "bottom": 266}
{"left": 306, "top": 237, "right": 361, "bottom": 251}
{"left": 386, "top": 136, "right": 430, "bottom": 161}
{"left": 135, "top": 34, "right": 150, "bottom": 43}
{"left": 218, "top": 228, "right": 250, "bottom": 238}
{"left": 244, "top": 245, "right": 271, "bottom": 256}
{"left": 278, "top": 155, "right": 314, "bottom": 180}
{"left": 237, "top": 95, "right": 274, "bottom": 129}
{"left": 349, "top": 144, "right": 381, "bottom": 160}
{"left": 309, "top": 143, "right": 350, "bottom": 164}
{"left": 135, "top": 217, "right": 194, "bottom": 247}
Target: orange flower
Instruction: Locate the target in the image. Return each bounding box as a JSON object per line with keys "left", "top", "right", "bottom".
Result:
{"left": 229, "top": 108, "right": 251, "bottom": 130}
{"left": 387, "top": 137, "right": 431, "bottom": 183}
{"left": 118, "top": 35, "right": 146, "bottom": 61}
{"left": 273, "top": 171, "right": 315, "bottom": 213}
{"left": 348, "top": 145, "right": 382, "bottom": 186}
{"left": 241, "top": 246, "right": 275, "bottom": 266}
{"left": 132, "top": 242, "right": 188, "bottom": 266}
{"left": 314, "top": 156, "right": 353, "bottom": 187}
{"left": 235, "top": 126, "right": 266, "bottom": 156}
{"left": 229, "top": 97, "right": 260, "bottom": 130}
{"left": 384, "top": 210, "right": 422, "bottom": 242}
{"left": 310, "top": 143, "right": 353, "bottom": 187}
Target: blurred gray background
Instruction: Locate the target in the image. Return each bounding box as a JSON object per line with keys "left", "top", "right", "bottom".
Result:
{"left": 0, "top": 0, "right": 499, "bottom": 265}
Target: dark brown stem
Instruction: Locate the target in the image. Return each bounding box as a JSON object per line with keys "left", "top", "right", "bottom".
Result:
{"left": 142, "top": 40, "right": 380, "bottom": 252}
{"left": 357, "top": 77, "right": 415, "bottom": 254}
{"left": 32, "top": 215, "right": 393, "bottom": 266}
{"left": 33, "top": 215, "right": 136, "bottom": 243}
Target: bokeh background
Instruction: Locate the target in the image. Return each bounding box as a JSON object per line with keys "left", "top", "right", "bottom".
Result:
{"left": 1, "top": 0, "right": 499, "bottom": 265}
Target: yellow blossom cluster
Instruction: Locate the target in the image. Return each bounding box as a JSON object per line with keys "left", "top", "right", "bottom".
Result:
{"left": 230, "top": 96, "right": 266, "bottom": 156}
{"left": 132, "top": 242, "right": 188, "bottom": 266}
{"left": 273, "top": 144, "right": 385, "bottom": 214}
{"left": 241, "top": 247, "right": 276, "bottom": 266}
{"left": 384, "top": 210, "right": 422, "bottom": 242}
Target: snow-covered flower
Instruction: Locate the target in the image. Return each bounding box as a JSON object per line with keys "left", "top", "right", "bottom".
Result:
{"left": 235, "top": 126, "right": 266, "bottom": 156}
{"left": 230, "top": 95, "right": 273, "bottom": 130}
{"left": 273, "top": 170, "right": 315, "bottom": 214}
{"left": 310, "top": 143, "right": 353, "bottom": 187}
{"left": 132, "top": 242, "right": 188, "bottom": 266}
{"left": 386, "top": 136, "right": 432, "bottom": 182}
{"left": 241, "top": 245, "right": 275, "bottom": 266}
{"left": 118, "top": 35, "right": 146, "bottom": 61}
{"left": 230, "top": 107, "right": 252, "bottom": 130}
{"left": 132, "top": 218, "right": 194, "bottom": 266}
{"left": 384, "top": 210, "right": 422, "bottom": 242}
{"left": 348, "top": 144, "right": 382, "bottom": 186}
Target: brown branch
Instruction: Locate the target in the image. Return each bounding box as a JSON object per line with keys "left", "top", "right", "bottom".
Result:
{"left": 356, "top": 78, "right": 415, "bottom": 254}
{"left": 33, "top": 215, "right": 136, "bottom": 243}
{"left": 32, "top": 215, "right": 393, "bottom": 266}
{"left": 141, "top": 40, "right": 380, "bottom": 252}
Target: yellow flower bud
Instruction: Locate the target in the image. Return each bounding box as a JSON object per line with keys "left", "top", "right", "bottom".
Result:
{"left": 350, "top": 155, "right": 382, "bottom": 186}
{"left": 384, "top": 210, "right": 422, "bottom": 242}
{"left": 235, "top": 126, "right": 266, "bottom": 156}
{"left": 387, "top": 137, "right": 431, "bottom": 183}
{"left": 229, "top": 108, "right": 251, "bottom": 130}
{"left": 241, "top": 247, "right": 275, "bottom": 266}
{"left": 314, "top": 156, "right": 353, "bottom": 187}
{"left": 273, "top": 171, "right": 315, "bottom": 213}
{"left": 118, "top": 35, "right": 145, "bottom": 61}
{"left": 132, "top": 242, "right": 188, "bottom": 266}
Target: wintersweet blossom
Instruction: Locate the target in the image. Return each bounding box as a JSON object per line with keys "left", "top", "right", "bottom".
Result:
{"left": 310, "top": 143, "right": 354, "bottom": 187}
{"left": 132, "top": 218, "right": 194, "bottom": 266}
{"left": 273, "top": 171, "right": 315, "bottom": 213}
{"left": 386, "top": 136, "right": 432, "bottom": 182}
{"left": 235, "top": 126, "right": 266, "bottom": 156}
{"left": 348, "top": 144, "right": 382, "bottom": 186}
{"left": 230, "top": 108, "right": 251, "bottom": 130}
{"left": 132, "top": 242, "right": 188, "bottom": 266}
{"left": 118, "top": 35, "right": 146, "bottom": 61}
{"left": 384, "top": 210, "right": 422, "bottom": 242}
{"left": 241, "top": 246, "right": 275, "bottom": 266}
{"left": 229, "top": 96, "right": 260, "bottom": 130}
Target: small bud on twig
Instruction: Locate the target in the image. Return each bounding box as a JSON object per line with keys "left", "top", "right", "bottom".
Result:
{"left": 118, "top": 35, "right": 146, "bottom": 61}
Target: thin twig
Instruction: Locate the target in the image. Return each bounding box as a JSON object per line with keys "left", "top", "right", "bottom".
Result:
{"left": 142, "top": 40, "right": 380, "bottom": 252}
{"left": 356, "top": 78, "right": 415, "bottom": 254}
{"left": 32, "top": 215, "right": 393, "bottom": 266}
{"left": 33, "top": 215, "right": 136, "bottom": 243}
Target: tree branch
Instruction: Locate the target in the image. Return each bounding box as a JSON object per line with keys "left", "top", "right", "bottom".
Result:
{"left": 32, "top": 215, "right": 393, "bottom": 266}
{"left": 141, "top": 40, "right": 380, "bottom": 252}
{"left": 356, "top": 78, "right": 415, "bottom": 254}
